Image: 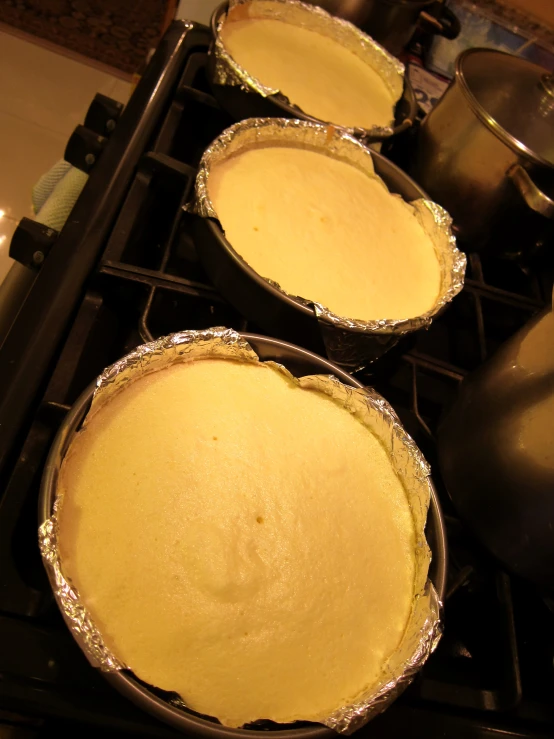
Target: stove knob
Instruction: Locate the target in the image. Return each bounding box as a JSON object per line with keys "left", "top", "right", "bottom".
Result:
{"left": 84, "top": 93, "right": 124, "bottom": 137}
{"left": 64, "top": 125, "right": 107, "bottom": 173}
{"left": 9, "top": 217, "right": 59, "bottom": 271}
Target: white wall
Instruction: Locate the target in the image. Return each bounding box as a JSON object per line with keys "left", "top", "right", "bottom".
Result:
{"left": 176, "top": 0, "right": 222, "bottom": 25}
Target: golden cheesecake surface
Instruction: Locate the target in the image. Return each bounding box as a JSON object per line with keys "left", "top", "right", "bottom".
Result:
{"left": 220, "top": 17, "right": 396, "bottom": 130}
{"left": 209, "top": 145, "right": 441, "bottom": 322}
{"left": 58, "top": 358, "right": 416, "bottom": 727}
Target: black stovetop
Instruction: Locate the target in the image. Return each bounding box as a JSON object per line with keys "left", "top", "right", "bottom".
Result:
{"left": 0, "top": 19, "right": 553, "bottom": 739}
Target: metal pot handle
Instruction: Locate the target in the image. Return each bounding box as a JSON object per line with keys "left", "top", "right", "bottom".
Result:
{"left": 419, "top": 5, "right": 461, "bottom": 40}
{"left": 508, "top": 164, "right": 554, "bottom": 220}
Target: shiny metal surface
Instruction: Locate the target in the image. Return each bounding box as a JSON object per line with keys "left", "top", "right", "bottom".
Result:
{"left": 457, "top": 50, "right": 554, "bottom": 168}
{"left": 411, "top": 48, "right": 554, "bottom": 252}
{"left": 508, "top": 164, "right": 554, "bottom": 219}
{"left": 438, "top": 289, "right": 554, "bottom": 591}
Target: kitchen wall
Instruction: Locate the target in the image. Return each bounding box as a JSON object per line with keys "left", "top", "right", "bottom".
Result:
{"left": 176, "top": 0, "right": 221, "bottom": 24}
{"left": 500, "top": 0, "right": 554, "bottom": 27}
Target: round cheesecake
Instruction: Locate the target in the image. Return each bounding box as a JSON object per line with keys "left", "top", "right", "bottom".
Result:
{"left": 208, "top": 145, "right": 442, "bottom": 322}
{"left": 220, "top": 16, "right": 396, "bottom": 130}
{"left": 57, "top": 358, "right": 416, "bottom": 728}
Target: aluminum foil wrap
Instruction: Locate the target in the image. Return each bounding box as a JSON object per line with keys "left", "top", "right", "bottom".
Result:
{"left": 39, "top": 326, "right": 442, "bottom": 734}
{"left": 39, "top": 514, "right": 126, "bottom": 671}
{"left": 212, "top": 0, "right": 405, "bottom": 141}
{"left": 194, "top": 118, "right": 466, "bottom": 369}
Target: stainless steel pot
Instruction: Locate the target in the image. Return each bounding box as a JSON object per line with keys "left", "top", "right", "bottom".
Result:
{"left": 307, "top": 0, "right": 459, "bottom": 57}
{"left": 411, "top": 48, "right": 554, "bottom": 254}
{"left": 438, "top": 288, "right": 554, "bottom": 591}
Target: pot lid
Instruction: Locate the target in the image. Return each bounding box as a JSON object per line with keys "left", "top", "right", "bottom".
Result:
{"left": 457, "top": 48, "right": 554, "bottom": 168}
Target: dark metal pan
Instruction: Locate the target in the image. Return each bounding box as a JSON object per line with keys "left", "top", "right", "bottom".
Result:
{"left": 39, "top": 333, "right": 447, "bottom": 737}
{"left": 208, "top": 2, "right": 417, "bottom": 145}
{"left": 192, "top": 152, "right": 429, "bottom": 368}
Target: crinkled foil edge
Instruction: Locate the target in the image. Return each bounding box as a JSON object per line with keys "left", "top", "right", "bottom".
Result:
{"left": 194, "top": 117, "right": 466, "bottom": 338}
{"left": 39, "top": 514, "right": 126, "bottom": 671}
{"left": 212, "top": 0, "right": 405, "bottom": 140}
{"left": 39, "top": 326, "right": 442, "bottom": 733}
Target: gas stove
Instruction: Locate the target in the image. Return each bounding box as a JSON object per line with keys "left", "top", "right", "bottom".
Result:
{"left": 0, "top": 20, "right": 553, "bottom": 739}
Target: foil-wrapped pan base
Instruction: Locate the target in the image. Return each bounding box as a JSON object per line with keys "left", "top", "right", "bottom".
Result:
{"left": 194, "top": 118, "right": 466, "bottom": 368}
{"left": 39, "top": 327, "right": 442, "bottom": 734}
{"left": 212, "top": 0, "right": 405, "bottom": 142}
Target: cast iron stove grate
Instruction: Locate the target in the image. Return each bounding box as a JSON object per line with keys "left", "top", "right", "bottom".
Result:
{"left": 0, "top": 21, "right": 553, "bottom": 739}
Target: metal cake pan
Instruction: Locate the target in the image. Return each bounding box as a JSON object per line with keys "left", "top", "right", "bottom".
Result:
{"left": 192, "top": 136, "right": 442, "bottom": 368}
{"left": 39, "top": 333, "right": 447, "bottom": 737}
{"left": 208, "top": 1, "right": 417, "bottom": 145}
